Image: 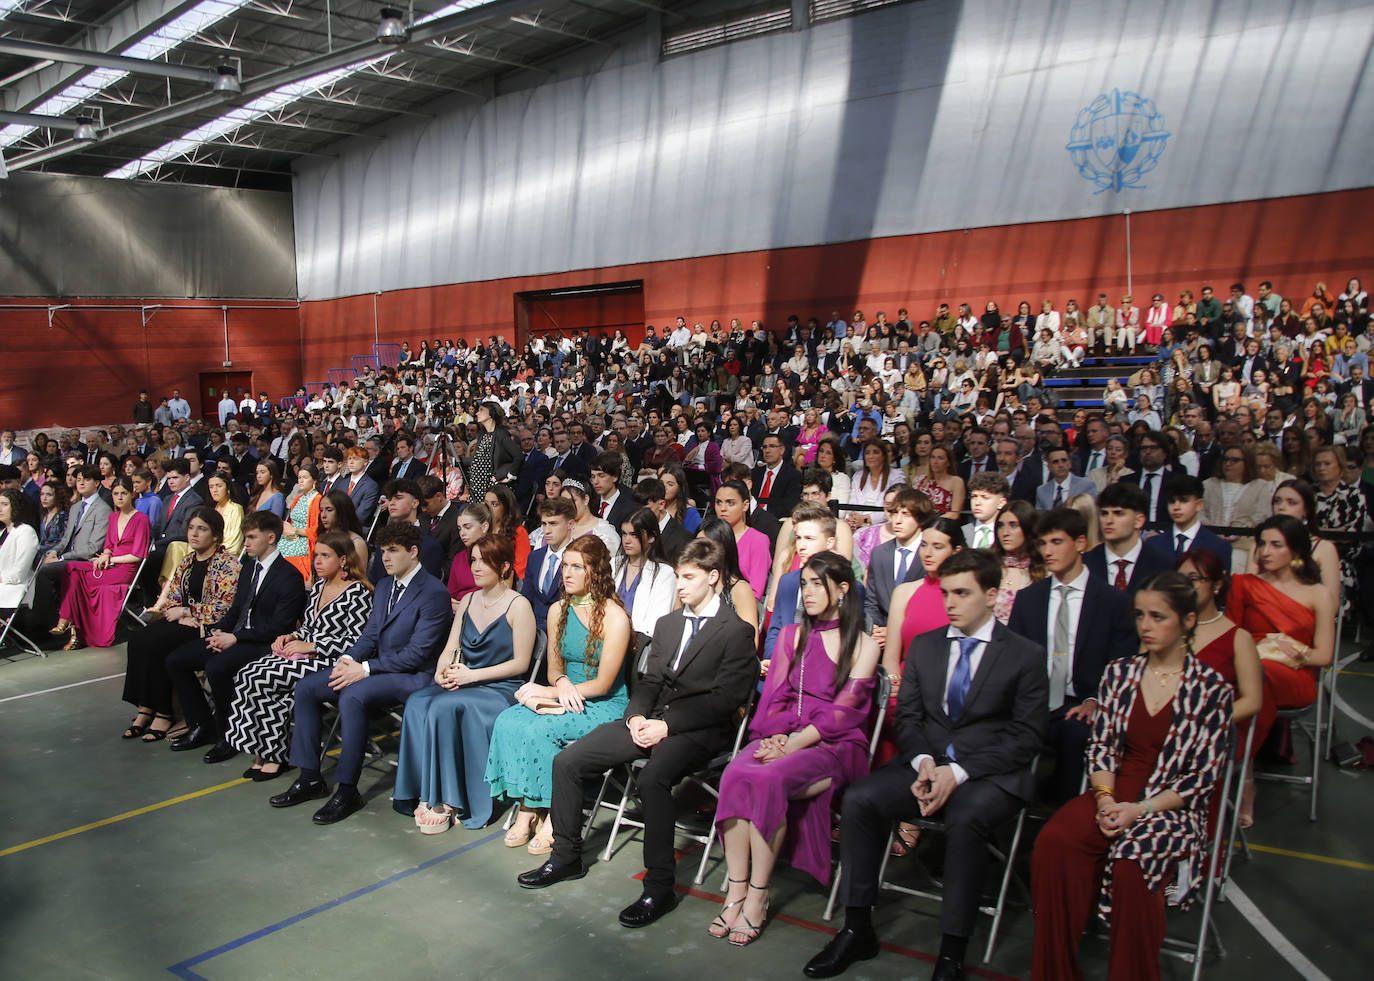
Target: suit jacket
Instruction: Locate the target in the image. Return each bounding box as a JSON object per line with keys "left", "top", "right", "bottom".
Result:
{"left": 486, "top": 426, "right": 523, "bottom": 485}
{"left": 389, "top": 456, "right": 422, "bottom": 482}
{"left": 55, "top": 491, "right": 112, "bottom": 560}
{"left": 340, "top": 473, "right": 381, "bottom": 525}
{"left": 343, "top": 568, "right": 452, "bottom": 683}
{"left": 1118, "top": 467, "right": 1175, "bottom": 525}
{"left": 1084, "top": 543, "right": 1173, "bottom": 595}
{"left": 1035, "top": 474, "right": 1098, "bottom": 510}
{"left": 596, "top": 486, "right": 636, "bottom": 531}
{"left": 894, "top": 622, "right": 1049, "bottom": 801}
{"left": 521, "top": 545, "right": 564, "bottom": 626}
{"left": 1142, "top": 525, "right": 1233, "bottom": 570}
{"left": 864, "top": 537, "right": 923, "bottom": 628}
{"left": 751, "top": 461, "right": 801, "bottom": 518}
{"left": 562, "top": 442, "right": 594, "bottom": 480}
{"left": 749, "top": 504, "right": 782, "bottom": 554}
{"left": 1072, "top": 446, "right": 1110, "bottom": 477}
{"left": 1007, "top": 574, "right": 1136, "bottom": 706}
{"left": 211, "top": 555, "right": 308, "bottom": 646}
{"left": 956, "top": 456, "right": 996, "bottom": 484}
{"left": 658, "top": 516, "right": 692, "bottom": 566}
{"left": 514, "top": 449, "right": 553, "bottom": 511}
{"left": 628, "top": 604, "right": 759, "bottom": 744}
{"left": 765, "top": 566, "right": 867, "bottom": 662}
{"left": 366, "top": 528, "right": 446, "bottom": 584}
{"left": 427, "top": 504, "right": 464, "bottom": 565}
{"left": 155, "top": 488, "right": 204, "bottom": 546}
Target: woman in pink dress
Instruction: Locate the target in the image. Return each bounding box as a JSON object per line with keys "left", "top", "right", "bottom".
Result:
{"left": 53, "top": 476, "right": 151, "bottom": 649}
{"left": 793, "top": 407, "right": 830, "bottom": 467}
{"left": 712, "top": 552, "right": 879, "bottom": 946}
{"left": 715, "top": 479, "right": 771, "bottom": 602}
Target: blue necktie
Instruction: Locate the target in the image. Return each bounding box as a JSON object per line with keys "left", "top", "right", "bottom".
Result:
{"left": 1176, "top": 533, "right": 1188, "bottom": 555}
{"left": 946, "top": 636, "right": 980, "bottom": 722}
{"left": 541, "top": 552, "right": 561, "bottom": 593}
{"left": 896, "top": 547, "right": 912, "bottom": 583}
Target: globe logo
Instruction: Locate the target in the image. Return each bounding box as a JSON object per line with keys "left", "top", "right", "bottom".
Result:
{"left": 1066, "top": 89, "right": 1170, "bottom": 193}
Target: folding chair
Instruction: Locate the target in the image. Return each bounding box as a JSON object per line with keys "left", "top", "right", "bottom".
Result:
{"left": 0, "top": 551, "right": 46, "bottom": 658}
{"left": 116, "top": 551, "right": 151, "bottom": 630}
{"left": 1254, "top": 665, "right": 1328, "bottom": 821}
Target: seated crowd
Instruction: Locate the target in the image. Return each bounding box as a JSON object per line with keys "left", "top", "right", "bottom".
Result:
{"left": 0, "top": 274, "right": 1365, "bottom": 981}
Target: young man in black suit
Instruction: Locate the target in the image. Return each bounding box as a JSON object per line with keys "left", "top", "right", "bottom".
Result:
{"left": 1085, "top": 482, "right": 1172, "bottom": 595}
{"left": 1118, "top": 431, "right": 1175, "bottom": 526}
{"left": 589, "top": 451, "right": 635, "bottom": 529}
{"left": 632, "top": 477, "right": 691, "bottom": 565}
{"left": 1006, "top": 508, "right": 1136, "bottom": 803}
{"left": 751, "top": 433, "right": 801, "bottom": 518}
{"left": 519, "top": 539, "right": 759, "bottom": 930}
{"left": 166, "top": 512, "right": 309, "bottom": 761}
{"left": 805, "top": 550, "right": 1047, "bottom": 981}
{"left": 417, "top": 474, "right": 462, "bottom": 566}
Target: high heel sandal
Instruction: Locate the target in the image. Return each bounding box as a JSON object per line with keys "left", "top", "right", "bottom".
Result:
{"left": 62, "top": 627, "right": 80, "bottom": 651}
{"left": 891, "top": 822, "right": 921, "bottom": 857}
{"left": 49, "top": 619, "right": 72, "bottom": 635}
{"left": 418, "top": 803, "right": 454, "bottom": 835}
{"left": 504, "top": 810, "right": 535, "bottom": 847}
{"left": 122, "top": 711, "right": 154, "bottom": 739}
{"left": 727, "top": 884, "right": 770, "bottom": 948}
{"left": 141, "top": 714, "right": 174, "bottom": 742}
{"left": 527, "top": 817, "right": 555, "bottom": 855}
{"left": 708, "top": 878, "right": 748, "bottom": 939}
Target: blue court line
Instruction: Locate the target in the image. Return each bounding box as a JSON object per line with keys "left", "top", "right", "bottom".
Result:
{"left": 166, "top": 828, "right": 505, "bottom": 980}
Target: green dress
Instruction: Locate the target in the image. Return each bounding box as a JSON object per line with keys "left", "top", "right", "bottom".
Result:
{"left": 484, "top": 609, "right": 629, "bottom": 807}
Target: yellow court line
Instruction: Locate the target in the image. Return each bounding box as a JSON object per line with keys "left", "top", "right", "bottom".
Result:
{"left": 0, "top": 777, "right": 248, "bottom": 858}
{"left": 1246, "top": 843, "right": 1374, "bottom": 872}
{"left": 1338, "top": 669, "right": 1374, "bottom": 678}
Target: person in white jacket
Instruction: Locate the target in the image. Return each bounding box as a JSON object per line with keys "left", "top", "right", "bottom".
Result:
{"left": 0, "top": 489, "right": 40, "bottom": 612}
{"left": 611, "top": 508, "right": 677, "bottom": 639}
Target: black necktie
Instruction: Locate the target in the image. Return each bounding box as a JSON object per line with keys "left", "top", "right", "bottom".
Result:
{"left": 388, "top": 581, "right": 406, "bottom": 615}
{"left": 238, "top": 563, "right": 263, "bottom": 631}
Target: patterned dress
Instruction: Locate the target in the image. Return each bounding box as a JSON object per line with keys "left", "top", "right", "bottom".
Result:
{"left": 1315, "top": 482, "right": 1366, "bottom": 615}
{"left": 468, "top": 431, "right": 495, "bottom": 499}
{"left": 225, "top": 580, "right": 372, "bottom": 763}
{"left": 279, "top": 490, "right": 319, "bottom": 580}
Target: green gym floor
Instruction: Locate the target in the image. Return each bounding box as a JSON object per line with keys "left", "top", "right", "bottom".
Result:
{"left": 1, "top": 641, "right": 1367, "bottom": 981}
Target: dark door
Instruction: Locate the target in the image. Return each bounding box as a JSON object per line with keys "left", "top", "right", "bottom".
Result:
{"left": 199, "top": 371, "right": 254, "bottom": 421}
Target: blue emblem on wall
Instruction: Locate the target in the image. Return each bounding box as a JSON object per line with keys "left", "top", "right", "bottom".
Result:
{"left": 1066, "top": 89, "right": 1170, "bottom": 193}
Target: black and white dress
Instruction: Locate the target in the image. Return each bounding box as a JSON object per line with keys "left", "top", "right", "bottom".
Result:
{"left": 225, "top": 580, "right": 372, "bottom": 763}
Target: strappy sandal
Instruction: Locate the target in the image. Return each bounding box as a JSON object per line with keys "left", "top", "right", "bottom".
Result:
{"left": 891, "top": 823, "right": 921, "bottom": 857}
{"left": 122, "top": 711, "right": 153, "bottom": 739}
{"left": 418, "top": 803, "right": 454, "bottom": 835}
{"left": 141, "top": 714, "right": 174, "bottom": 742}
{"left": 49, "top": 619, "right": 72, "bottom": 635}
{"left": 527, "top": 819, "right": 555, "bottom": 855}
{"left": 727, "top": 884, "right": 770, "bottom": 948}
{"left": 62, "top": 628, "right": 80, "bottom": 651}
{"left": 708, "top": 877, "right": 748, "bottom": 938}
{"left": 504, "top": 810, "right": 536, "bottom": 847}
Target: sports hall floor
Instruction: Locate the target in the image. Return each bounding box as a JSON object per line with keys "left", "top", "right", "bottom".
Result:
{"left": 1, "top": 640, "right": 1367, "bottom": 981}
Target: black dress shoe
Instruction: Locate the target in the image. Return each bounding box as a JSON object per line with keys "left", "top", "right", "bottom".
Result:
{"left": 203, "top": 741, "right": 238, "bottom": 764}
{"left": 618, "top": 891, "right": 680, "bottom": 928}
{"left": 169, "top": 725, "right": 215, "bottom": 752}
{"left": 251, "top": 765, "right": 293, "bottom": 783}
{"left": 269, "top": 777, "right": 330, "bottom": 808}
{"left": 930, "top": 955, "right": 964, "bottom": 981}
{"left": 312, "top": 785, "right": 364, "bottom": 825}
{"left": 517, "top": 859, "right": 588, "bottom": 889}
{"left": 803, "top": 927, "right": 880, "bottom": 978}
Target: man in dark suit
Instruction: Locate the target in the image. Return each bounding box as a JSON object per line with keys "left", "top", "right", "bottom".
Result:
{"left": 1117, "top": 431, "right": 1175, "bottom": 526}
{"left": 863, "top": 488, "right": 924, "bottom": 647}
{"left": 417, "top": 474, "right": 463, "bottom": 567}
{"left": 751, "top": 434, "right": 801, "bottom": 518}
{"left": 389, "top": 433, "right": 422, "bottom": 482}
{"left": 1085, "top": 482, "right": 1173, "bottom": 595}
{"left": 519, "top": 538, "right": 759, "bottom": 931}
{"left": 183, "top": 448, "right": 208, "bottom": 501}
{"left": 1007, "top": 508, "right": 1136, "bottom": 804}
{"left": 166, "top": 512, "right": 308, "bottom": 760}
{"left": 805, "top": 550, "right": 1047, "bottom": 981}
{"left": 364, "top": 435, "right": 391, "bottom": 486}
{"left": 338, "top": 447, "right": 381, "bottom": 527}
{"left": 589, "top": 451, "right": 635, "bottom": 530}
{"left": 317, "top": 447, "right": 345, "bottom": 496}
{"left": 514, "top": 428, "right": 553, "bottom": 514}
{"left": 365, "top": 479, "right": 446, "bottom": 583}
{"left": 563, "top": 423, "right": 595, "bottom": 481}
{"left": 273, "top": 521, "right": 452, "bottom": 824}
{"left": 141, "top": 458, "right": 204, "bottom": 592}
{"left": 954, "top": 427, "right": 995, "bottom": 484}
{"left": 632, "top": 478, "right": 691, "bottom": 565}
{"left": 721, "top": 461, "right": 782, "bottom": 553}
{"left": 521, "top": 498, "right": 576, "bottom": 628}
{"left": 996, "top": 437, "right": 1041, "bottom": 505}
{"left": 227, "top": 433, "right": 258, "bottom": 492}
{"left": 1070, "top": 415, "right": 1111, "bottom": 477}
{"left": 1142, "top": 475, "right": 1233, "bottom": 569}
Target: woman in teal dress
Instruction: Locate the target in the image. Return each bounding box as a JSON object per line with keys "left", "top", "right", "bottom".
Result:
{"left": 394, "top": 534, "right": 537, "bottom": 833}
{"left": 486, "top": 535, "right": 633, "bottom": 855}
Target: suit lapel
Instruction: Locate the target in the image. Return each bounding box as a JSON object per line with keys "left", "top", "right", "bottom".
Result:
{"left": 962, "top": 628, "right": 1005, "bottom": 711}
{"left": 382, "top": 576, "right": 417, "bottom": 626}
{"left": 917, "top": 631, "right": 952, "bottom": 724}
{"left": 669, "top": 612, "right": 720, "bottom": 677}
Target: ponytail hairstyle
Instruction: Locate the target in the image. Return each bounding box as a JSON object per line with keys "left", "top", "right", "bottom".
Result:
{"left": 1135, "top": 570, "right": 1200, "bottom": 657}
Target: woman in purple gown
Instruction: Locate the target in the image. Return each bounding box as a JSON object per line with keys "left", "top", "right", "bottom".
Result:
{"left": 711, "top": 551, "right": 880, "bottom": 947}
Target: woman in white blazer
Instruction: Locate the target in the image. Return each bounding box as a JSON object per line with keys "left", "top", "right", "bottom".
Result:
{"left": 0, "top": 489, "right": 40, "bottom": 611}
{"left": 611, "top": 508, "right": 678, "bottom": 638}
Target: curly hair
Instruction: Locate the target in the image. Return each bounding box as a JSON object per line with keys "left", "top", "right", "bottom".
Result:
{"left": 553, "top": 535, "right": 624, "bottom": 674}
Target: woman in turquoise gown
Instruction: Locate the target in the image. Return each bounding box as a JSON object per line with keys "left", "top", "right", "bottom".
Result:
{"left": 485, "top": 535, "right": 633, "bottom": 855}
{"left": 394, "top": 534, "right": 537, "bottom": 833}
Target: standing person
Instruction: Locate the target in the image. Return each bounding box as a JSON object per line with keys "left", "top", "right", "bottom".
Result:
{"left": 803, "top": 549, "right": 1047, "bottom": 980}
{"left": 52, "top": 476, "right": 151, "bottom": 650}
{"left": 516, "top": 538, "right": 758, "bottom": 932}
{"left": 711, "top": 552, "right": 879, "bottom": 946}
{"left": 1030, "top": 573, "right": 1232, "bottom": 981}
{"left": 468, "top": 401, "right": 522, "bottom": 500}
{"left": 272, "top": 522, "right": 453, "bottom": 824}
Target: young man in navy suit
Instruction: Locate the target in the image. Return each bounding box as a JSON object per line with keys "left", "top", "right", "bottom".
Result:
{"left": 1142, "top": 475, "right": 1233, "bottom": 569}
{"left": 338, "top": 446, "right": 381, "bottom": 526}
{"left": 521, "top": 497, "right": 577, "bottom": 629}
{"left": 805, "top": 549, "right": 1047, "bottom": 981}
{"left": 1084, "top": 483, "right": 1172, "bottom": 595}
{"left": 1006, "top": 508, "right": 1136, "bottom": 804}
{"left": 167, "top": 512, "right": 308, "bottom": 760}
{"left": 863, "top": 488, "right": 925, "bottom": 650}
{"left": 273, "top": 522, "right": 452, "bottom": 824}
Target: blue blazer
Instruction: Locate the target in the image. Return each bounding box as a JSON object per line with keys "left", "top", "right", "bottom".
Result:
{"left": 765, "top": 566, "right": 866, "bottom": 663}
{"left": 521, "top": 545, "right": 564, "bottom": 627}
{"left": 342, "top": 473, "right": 381, "bottom": 525}
{"left": 1083, "top": 543, "right": 1174, "bottom": 595}
{"left": 864, "top": 537, "right": 923, "bottom": 628}
{"left": 1142, "top": 526, "right": 1233, "bottom": 571}
{"left": 1006, "top": 573, "right": 1135, "bottom": 705}
{"left": 343, "top": 568, "right": 452, "bottom": 683}
{"left": 366, "top": 529, "right": 446, "bottom": 585}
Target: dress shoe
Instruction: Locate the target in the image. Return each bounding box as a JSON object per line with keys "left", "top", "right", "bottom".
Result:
{"left": 803, "top": 927, "right": 880, "bottom": 978}
{"left": 169, "top": 725, "right": 215, "bottom": 752}
{"left": 203, "top": 741, "right": 238, "bottom": 764}
{"left": 251, "top": 765, "right": 292, "bottom": 783}
{"left": 269, "top": 777, "right": 330, "bottom": 808}
{"left": 312, "top": 785, "right": 364, "bottom": 825}
{"left": 930, "top": 955, "right": 964, "bottom": 981}
{"left": 618, "top": 891, "right": 680, "bottom": 928}
{"left": 517, "top": 859, "right": 587, "bottom": 889}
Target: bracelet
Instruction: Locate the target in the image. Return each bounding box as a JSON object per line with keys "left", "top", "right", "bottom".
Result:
{"left": 1140, "top": 798, "right": 1154, "bottom": 816}
{"left": 1091, "top": 784, "right": 1115, "bottom": 800}
{"left": 552, "top": 674, "right": 569, "bottom": 686}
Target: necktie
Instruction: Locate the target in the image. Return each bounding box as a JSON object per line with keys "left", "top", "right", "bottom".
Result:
{"left": 1113, "top": 559, "right": 1130, "bottom": 590}
{"left": 675, "top": 615, "right": 704, "bottom": 671}
{"left": 240, "top": 562, "right": 263, "bottom": 630}
{"left": 896, "top": 547, "right": 912, "bottom": 582}
{"left": 1050, "top": 584, "right": 1072, "bottom": 711}
{"left": 1143, "top": 472, "right": 1155, "bottom": 505}
{"left": 1176, "top": 533, "right": 1188, "bottom": 555}
{"left": 1090, "top": 451, "right": 1102, "bottom": 471}
{"left": 1053, "top": 484, "right": 1064, "bottom": 507}
{"left": 599, "top": 501, "right": 608, "bottom": 518}
{"left": 388, "top": 580, "right": 406, "bottom": 615}
{"left": 348, "top": 478, "right": 357, "bottom": 496}
{"left": 975, "top": 526, "right": 992, "bottom": 549}
{"left": 946, "top": 635, "right": 979, "bottom": 722}
{"left": 541, "top": 552, "right": 561, "bottom": 593}
{"left": 72, "top": 498, "right": 89, "bottom": 533}
{"left": 760, "top": 468, "right": 774, "bottom": 498}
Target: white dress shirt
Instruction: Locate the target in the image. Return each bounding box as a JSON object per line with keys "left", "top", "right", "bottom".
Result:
{"left": 673, "top": 594, "right": 721, "bottom": 671}
{"left": 1171, "top": 518, "right": 1202, "bottom": 554}
{"left": 1103, "top": 538, "right": 1143, "bottom": 587}
{"left": 911, "top": 616, "right": 996, "bottom": 786}
{"left": 1045, "top": 567, "right": 1090, "bottom": 697}
{"left": 342, "top": 561, "right": 421, "bottom": 675}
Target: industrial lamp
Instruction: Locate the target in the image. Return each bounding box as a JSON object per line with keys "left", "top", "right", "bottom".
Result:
{"left": 376, "top": 7, "right": 408, "bottom": 43}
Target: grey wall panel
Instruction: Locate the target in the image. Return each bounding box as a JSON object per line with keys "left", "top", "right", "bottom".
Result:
{"left": 292, "top": 0, "right": 1374, "bottom": 301}
{"left": 0, "top": 172, "right": 296, "bottom": 298}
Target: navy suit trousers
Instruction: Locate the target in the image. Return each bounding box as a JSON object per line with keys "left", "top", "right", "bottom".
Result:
{"left": 290, "top": 669, "right": 422, "bottom": 786}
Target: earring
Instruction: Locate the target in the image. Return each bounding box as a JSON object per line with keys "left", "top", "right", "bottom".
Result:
{"left": 1290, "top": 558, "right": 1303, "bottom": 572}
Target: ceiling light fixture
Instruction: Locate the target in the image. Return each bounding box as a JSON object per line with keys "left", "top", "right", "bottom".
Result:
{"left": 72, "top": 117, "right": 99, "bottom": 142}
{"left": 376, "top": 7, "right": 408, "bottom": 44}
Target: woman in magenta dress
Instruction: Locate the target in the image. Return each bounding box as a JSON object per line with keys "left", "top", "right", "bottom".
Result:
{"left": 715, "top": 479, "right": 771, "bottom": 602}
{"left": 712, "top": 552, "right": 879, "bottom": 947}
{"left": 447, "top": 502, "right": 492, "bottom": 604}
{"left": 53, "top": 476, "right": 151, "bottom": 649}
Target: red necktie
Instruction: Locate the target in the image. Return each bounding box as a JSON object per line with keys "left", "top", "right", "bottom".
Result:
{"left": 169, "top": 492, "right": 181, "bottom": 515}
{"left": 599, "top": 501, "right": 608, "bottom": 517}
{"left": 348, "top": 479, "right": 357, "bottom": 495}
{"left": 1113, "top": 559, "right": 1129, "bottom": 590}
{"left": 761, "top": 469, "right": 774, "bottom": 498}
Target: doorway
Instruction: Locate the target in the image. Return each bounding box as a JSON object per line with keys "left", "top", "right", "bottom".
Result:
{"left": 199, "top": 371, "right": 254, "bottom": 422}
{"left": 514, "top": 281, "right": 645, "bottom": 349}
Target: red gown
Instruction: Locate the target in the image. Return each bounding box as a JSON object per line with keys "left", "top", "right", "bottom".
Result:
{"left": 1225, "top": 574, "right": 1318, "bottom": 711}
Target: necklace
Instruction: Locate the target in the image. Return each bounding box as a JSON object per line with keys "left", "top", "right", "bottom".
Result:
{"left": 1197, "top": 612, "right": 1225, "bottom": 625}
{"left": 476, "top": 587, "right": 509, "bottom": 609}
{"left": 568, "top": 594, "right": 595, "bottom": 607}
{"left": 1148, "top": 664, "right": 1183, "bottom": 687}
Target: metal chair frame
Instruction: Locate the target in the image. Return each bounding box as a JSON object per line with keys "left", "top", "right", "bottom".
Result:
{"left": 1254, "top": 664, "right": 1329, "bottom": 822}
{"left": 0, "top": 551, "right": 46, "bottom": 658}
